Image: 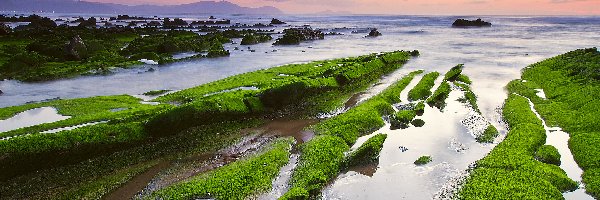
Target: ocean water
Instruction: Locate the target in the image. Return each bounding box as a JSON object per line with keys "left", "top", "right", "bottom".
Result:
{"left": 1, "top": 15, "right": 598, "bottom": 112}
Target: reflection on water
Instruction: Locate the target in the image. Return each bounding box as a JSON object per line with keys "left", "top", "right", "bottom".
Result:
{"left": 0, "top": 107, "right": 70, "bottom": 133}
{"left": 323, "top": 89, "right": 501, "bottom": 199}
{"left": 40, "top": 121, "right": 107, "bottom": 134}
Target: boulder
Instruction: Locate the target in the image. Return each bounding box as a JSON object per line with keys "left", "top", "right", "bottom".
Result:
{"left": 146, "top": 21, "right": 161, "bottom": 27}
{"left": 270, "top": 18, "right": 286, "bottom": 25}
{"left": 65, "top": 35, "right": 88, "bottom": 60}
{"left": 0, "top": 23, "right": 11, "bottom": 35}
{"left": 367, "top": 28, "right": 382, "bottom": 37}
{"left": 452, "top": 18, "right": 491, "bottom": 27}
{"left": 273, "top": 28, "right": 324, "bottom": 45}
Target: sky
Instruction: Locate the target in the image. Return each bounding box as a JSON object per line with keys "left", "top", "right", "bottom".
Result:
{"left": 87, "top": 0, "right": 600, "bottom": 15}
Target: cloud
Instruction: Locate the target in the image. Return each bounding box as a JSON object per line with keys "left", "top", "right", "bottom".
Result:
{"left": 260, "top": 0, "right": 359, "bottom": 6}
{"left": 549, "top": 0, "right": 595, "bottom": 3}
{"left": 467, "top": 0, "right": 489, "bottom": 4}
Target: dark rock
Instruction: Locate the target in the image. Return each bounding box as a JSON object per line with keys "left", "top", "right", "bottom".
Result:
{"left": 367, "top": 28, "right": 382, "bottom": 37}
{"left": 78, "top": 17, "right": 97, "bottom": 27}
{"left": 0, "top": 23, "right": 11, "bottom": 35}
{"left": 399, "top": 146, "right": 408, "bottom": 152}
{"left": 0, "top": 89, "right": 3, "bottom": 95}
{"left": 273, "top": 28, "right": 325, "bottom": 45}
{"left": 190, "top": 19, "right": 230, "bottom": 25}
{"left": 65, "top": 35, "right": 87, "bottom": 60}
{"left": 209, "top": 16, "right": 217, "bottom": 19}
{"left": 145, "top": 21, "right": 161, "bottom": 27}
{"left": 452, "top": 18, "right": 491, "bottom": 27}
{"left": 270, "top": 18, "right": 286, "bottom": 25}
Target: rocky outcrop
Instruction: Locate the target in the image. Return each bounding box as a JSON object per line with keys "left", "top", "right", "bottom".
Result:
{"left": 273, "top": 28, "right": 324, "bottom": 45}
{"left": 367, "top": 28, "right": 382, "bottom": 37}
{"left": 452, "top": 18, "right": 491, "bottom": 27}
{"left": 270, "top": 18, "right": 286, "bottom": 25}
{"left": 0, "top": 23, "right": 11, "bottom": 35}
{"left": 65, "top": 35, "right": 87, "bottom": 60}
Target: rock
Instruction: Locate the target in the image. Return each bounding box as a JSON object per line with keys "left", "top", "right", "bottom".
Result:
{"left": 399, "top": 146, "right": 408, "bottom": 152}
{"left": 0, "top": 23, "right": 11, "bottom": 35}
{"left": 273, "top": 28, "right": 325, "bottom": 45}
{"left": 145, "top": 21, "right": 161, "bottom": 27}
{"left": 452, "top": 18, "right": 492, "bottom": 27}
{"left": 65, "top": 35, "right": 87, "bottom": 60}
{"left": 0, "top": 89, "right": 3, "bottom": 95}
{"left": 270, "top": 18, "right": 286, "bottom": 25}
{"left": 367, "top": 28, "right": 382, "bottom": 37}
{"left": 209, "top": 16, "right": 217, "bottom": 19}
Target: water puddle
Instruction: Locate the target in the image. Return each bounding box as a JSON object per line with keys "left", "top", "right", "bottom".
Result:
{"left": 242, "top": 119, "right": 318, "bottom": 143}
{"left": 256, "top": 154, "right": 300, "bottom": 200}
{"left": 522, "top": 95, "right": 593, "bottom": 200}
{"left": 121, "top": 118, "right": 316, "bottom": 199}
{"left": 461, "top": 111, "right": 494, "bottom": 141}
{"left": 0, "top": 107, "right": 70, "bottom": 133}
{"left": 322, "top": 89, "right": 499, "bottom": 199}
{"left": 139, "top": 59, "right": 159, "bottom": 65}
{"left": 399, "top": 73, "right": 423, "bottom": 102}
{"left": 128, "top": 133, "right": 274, "bottom": 199}
{"left": 172, "top": 52, "right": 200, "bottom": 60}
{"left": 104, "top": 160, "right": 171, "bottom": 200}
{"left": 534, "top": 88, "right": 547, "bottom": 99}
{"left": 40, "top": 121, "right": 108, "bottom": 134}
{"left": 203, "top": 86, "right": 260, "bottom": 97}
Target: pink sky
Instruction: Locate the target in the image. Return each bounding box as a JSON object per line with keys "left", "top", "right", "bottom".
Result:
{"left": 88, "top": 0, "right": 600, "bottom": 15}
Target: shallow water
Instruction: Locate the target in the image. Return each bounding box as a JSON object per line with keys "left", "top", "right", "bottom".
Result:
{"left": 523, "top": 96, "right": 593, "bottom": 200}
{"left": 257, "top": 153, "right": 300, "bottom": 200}
{"left": 0, "top": 107, "right": 70, "bottom": 133}
{"left": 323, "top": 88, "right": 501, "bottom": 199}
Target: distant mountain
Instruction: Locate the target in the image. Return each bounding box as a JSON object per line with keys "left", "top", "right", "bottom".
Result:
{"left": 0, "top": 0, "right": 283, "bottom": 15}
{"left": 1, "top": 0, "right": 119, "bottom": 13}
{"left": 128, "top": 1, "right": 282, "bottom": 15}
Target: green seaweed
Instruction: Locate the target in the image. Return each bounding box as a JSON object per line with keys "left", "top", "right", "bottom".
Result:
{"left": 390, "top": 110, "right": 417, "bottom": 130}
{"left": 535, "top": 145, "right": 561, "bottom": 166}
{"left": 152, "top": 138, "right": 293, "bottom": 200}
{"left": 344, "top": 133, "right": 387, "bottom": 168}
{"left": 414, "top": 156, "right": 432, "bottom": 165}
{"left": 426, "top": 81, "right": 451, "bottom": 110}
{"left": 458, "top": 92, "right": 577, "bottom": 199}
{"left": 408, "top": 72, "right": 440, "bottom": 101}
{"left": 476, "top": 125, "right": 499, "bottom": 143}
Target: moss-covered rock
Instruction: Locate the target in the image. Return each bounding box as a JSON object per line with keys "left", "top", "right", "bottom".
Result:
{"left": 273, "top": 28, "right": 324, "bottom": 45}
{"left": 535, "top": 145, "right": 561, "bottom": 166}
{"left": 345, "top": 133, "right": 387, "bottom": 167}
{"left": 476, "top": 125, "right": 499, "bottom": 143}
{"left": 391, "top": 110, "right": 416, "bottom": 130}
{"left": 414, "top": 156, "right": 432, "bottom": 165}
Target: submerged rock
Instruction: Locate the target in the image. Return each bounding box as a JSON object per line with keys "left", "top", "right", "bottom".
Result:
{"left": 367, "top": 28, "right": 382, "bottom": 37}
{"left": 65, "top": 35, "right": 87, "bottom": 60}
{"left": 452, "top": 18, "right": 492, "bottom": 27}
{"left": 0, "top": 89, "right": 3, "bottom": 95}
